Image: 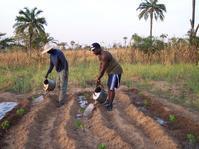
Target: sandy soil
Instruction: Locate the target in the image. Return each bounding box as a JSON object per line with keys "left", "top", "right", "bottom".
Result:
{"left": 0, "top": 87, "right": 199, "bottom": 149}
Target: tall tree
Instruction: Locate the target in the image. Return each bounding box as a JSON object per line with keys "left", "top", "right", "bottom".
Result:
{"left": 137, "top": 0, "right": 166, "bottom": 38}
{"left": 13, "top": 7, "right": 47, "bottom": 50}
{"left": 190, "top": 0, "right": 199, "bottom": 41}
{"left": 123, "top": 37, "right": 128, "bottom": 48}
{"left": 0, "top": 33, "right": 15, "bottom": 49}
{"left": 70, "top": 41, "right": 75, "bottom": 49}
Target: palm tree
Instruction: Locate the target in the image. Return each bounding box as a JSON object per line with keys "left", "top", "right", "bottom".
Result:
{"left": 70, "top": 41, "right": 75, "bottom": 49}
{"left": 190, "top": 0, "right": 199, "bottom": 40}
{"left": 123, "top": 37, "right": 128, "bottom": 48}
{"left": 137, "top": 0, "right": 166, "bottom": 38}
{"left": 13, "top": 7, "right": 47, "bottom": 50}
{"left": 190, "top": 0, "right": 195, "bottom": 37}
{"left": 0, "top": 33, "right": 15, "bottom": 49}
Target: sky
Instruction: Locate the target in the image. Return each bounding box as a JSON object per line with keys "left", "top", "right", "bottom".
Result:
{"left": 0, "top": 0, "right": 199, "bottom": 46}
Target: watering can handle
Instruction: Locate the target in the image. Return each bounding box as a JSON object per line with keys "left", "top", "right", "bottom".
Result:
{"left": 93, "top": 82, "right": 104, "bottom": 96}
{"left": 96, "top": 82, "right": 104, "bottom": 88}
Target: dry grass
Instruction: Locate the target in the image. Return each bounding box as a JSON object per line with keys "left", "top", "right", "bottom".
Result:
{"left": 0, "top": 44, "right": 198, "bottom": 68}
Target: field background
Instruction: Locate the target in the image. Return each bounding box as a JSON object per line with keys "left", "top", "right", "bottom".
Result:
{"left": 1, "top": 47, "right": 199, "bottom": 112}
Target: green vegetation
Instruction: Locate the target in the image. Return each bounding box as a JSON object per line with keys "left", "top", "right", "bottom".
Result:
{"left": 97, "top": 143, "right": 106, "bottom": 149}
{"left": 1, "top": 62, "right": 199, "bottom": 111}
{"left": 186, "top": 133, "right": 198, "bottom": 144}
{"left": 1, "top": 120, "right": 10, "bottom": 130}
{"left": 137, "top": 0, "right": 166, "bottom": 37}
{"left": 74, "top": 120, "right": 84, "bottom": 129}
{"left": 143, "top": 99, "right": 150, "bottom": 107}
{"left": 168, "top": 114, "right": 177, "bottom": 122}
{"left": 16, "top": 108, "right": 27, "bottom": 116}
{"left": 80, "top": 107, "right": 85, "bottom": 113}
{"left": 14, "top": 7, "right": 47, "bottom": 50}
{"left": 121, "top": 64, "right": 199, "bottom": 111}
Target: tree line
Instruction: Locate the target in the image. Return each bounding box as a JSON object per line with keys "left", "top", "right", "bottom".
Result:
{"left": 0, "top": 0, "right": 198, "bottom": 53}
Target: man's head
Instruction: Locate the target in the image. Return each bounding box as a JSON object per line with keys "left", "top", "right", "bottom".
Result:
{"left": 91, "top": 42, "right": 102, "bottom": 55}
{"left": 42, "top": 43, "right": 57, "bottom": 54}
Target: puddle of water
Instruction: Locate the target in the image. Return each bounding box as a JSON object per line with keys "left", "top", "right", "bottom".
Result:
{"left": 75, "top": 113, "right": 83, "bottom": 119}
{"left": 77, "top": 96, "right": 86, "bottom": 102}
{"left": 77, "top": 96, "right": 88, "bottom": 108}
{"left": 155, "top": 117, "right": 168, "bottom": 126}
{"left": 32, "top": 95, "right": 44, "bottom": 105}
{"left": 77, "top": 96, "right": 95, "bottom": 119}
{"left": 0, "top": 102, "right": 18, "bottom": 120}
{"left": 83, "top": 103, "right": 95, "bottom": 118}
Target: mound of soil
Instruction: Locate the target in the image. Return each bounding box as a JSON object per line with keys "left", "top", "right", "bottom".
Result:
{"left": 0, "top": 88, "right": 198, "bottom": 149}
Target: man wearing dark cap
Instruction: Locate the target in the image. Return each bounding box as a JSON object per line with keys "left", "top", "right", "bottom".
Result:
{"left": 91, "top": 42, "right": 123, "bottom": 111}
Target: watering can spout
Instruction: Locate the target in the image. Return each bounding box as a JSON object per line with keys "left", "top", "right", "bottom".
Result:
{"left": 92, "top": 86, "right": 107, "bottom": 104}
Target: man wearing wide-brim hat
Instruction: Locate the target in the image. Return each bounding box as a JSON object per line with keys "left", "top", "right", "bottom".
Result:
{"left": 42, "top": 43, "right": 68, "bottom": 107}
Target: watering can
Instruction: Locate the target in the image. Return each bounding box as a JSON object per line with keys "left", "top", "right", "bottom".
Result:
{"left": 92, "top": 85, "right": 107, "bottom": 104}
{"left": 43, "top": 79, "right": 56, "bottom": 91}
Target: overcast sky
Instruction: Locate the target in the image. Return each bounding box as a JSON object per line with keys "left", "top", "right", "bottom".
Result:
{"left": 0, "top": 0, "right": 198, "bottom": 46}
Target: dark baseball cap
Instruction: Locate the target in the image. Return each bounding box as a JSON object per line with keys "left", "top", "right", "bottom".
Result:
{"left": 91, "top": 42, "right": 101, "bottom": 51}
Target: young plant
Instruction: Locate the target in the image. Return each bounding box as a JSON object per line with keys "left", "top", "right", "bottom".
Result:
{"left": 143, "top": 99, "right": 150, "bottom": 107}
{"left": 16, "top": 108, "right": 27, "bottom": 116}
{"left": 186, "top": 133, "right": 197, "bottom": 144}
{"left": 74, "top": 120, "right": 84, "bottom": 129}
{"left": 80, "top": 107, "right": 85, "bottom": 113}
{"left": 168, "top": 114, "right": 176, "bottom": 122}
{"left": 98, "top": 143, "right": 106, "bottom": 149}
{"left": 1, "top": 120, "right": 10, "bottom": 130}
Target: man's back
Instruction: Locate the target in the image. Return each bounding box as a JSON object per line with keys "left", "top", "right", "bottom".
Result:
{"left": 50, "top": 49, "right": 68, "bottom": 72}
{"left": 98, "top": 50, "right": 123, "bottom": 74}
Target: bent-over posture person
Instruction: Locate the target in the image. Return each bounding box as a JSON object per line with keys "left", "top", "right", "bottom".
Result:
{"left": 91, "top": 42, "right": 123, "bottom": 111}
{"left": 42, "top": 43, "right": 68, "bottom": 107}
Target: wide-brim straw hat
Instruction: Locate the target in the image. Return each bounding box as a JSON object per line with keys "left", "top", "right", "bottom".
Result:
{"left": 42, "top": 43, "right": 57, "bottom": 54}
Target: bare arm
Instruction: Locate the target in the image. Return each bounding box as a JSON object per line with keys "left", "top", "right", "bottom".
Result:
{"left": 45, "top": 58, "right": 54, "bottom": 78}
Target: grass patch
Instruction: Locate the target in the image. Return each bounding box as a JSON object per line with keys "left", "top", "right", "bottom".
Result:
{"left": 16, "top": 108, "right": 27, "bottom": 116}
{"left": 97, "top": 143, "right": 106, "bottom": 149}
{"left": 168, "top": 114, "right": 177, "bottom": 123}
{"left": 186, "top": 133, "right": 198, "bottom": 144}
{"left": 1, "top": 61, "right": 199, "bottom": 111}
{"left": 1, "top": 120, "right": 10, "bottom": 130}
{"left": 74, "top": 119, "right": 84, "bottom": 129}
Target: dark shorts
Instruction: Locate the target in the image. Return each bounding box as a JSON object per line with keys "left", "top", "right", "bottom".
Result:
{"left": 107, "top": 74, "right": 122, "bottom": 91}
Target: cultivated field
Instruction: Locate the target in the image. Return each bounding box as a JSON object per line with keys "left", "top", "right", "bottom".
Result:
{"left": 0, "top": 48, "right": 199, "bottom": 148}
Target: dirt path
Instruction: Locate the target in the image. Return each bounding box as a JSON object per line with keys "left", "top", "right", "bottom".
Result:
{"left": 1, "top": 87, "right": 198, "bottom": 149}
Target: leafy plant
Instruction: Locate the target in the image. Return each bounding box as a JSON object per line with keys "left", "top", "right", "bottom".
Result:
{"left": 143, "top": 99, "right": 150, "bottom": 107}
{"left": 1, "top": 120, "right": 10, "bottom": 130}
{"left": 168, "top": 114, "right": 176, "bottom": 122}
{"left": 16, "top": 108, "right": 27, "bottom": 116}
{"left": 187, "top": 133, "right": 197, "bottom": 144}
{"left": 74, "top": 120, "right": 84, "bottom": 129}
{"left": 80, "top": 107, "right": 85, "bottom": 113}
{"left": 98, "top": 143, "right": 106, "bottom": 149}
